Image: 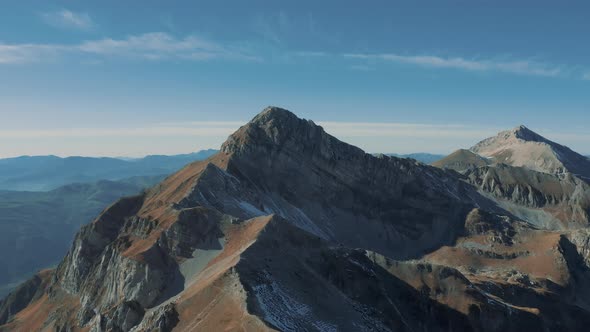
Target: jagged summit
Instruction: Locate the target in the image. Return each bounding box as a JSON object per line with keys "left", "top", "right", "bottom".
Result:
{"left": 221, "top": 106, "right": 365, "bottom": 159}
{"left": 251, "top": 106, "right": 300, "bottom": 124}
{"left": 510, "top": 125, "right": 548, "bottom": 143}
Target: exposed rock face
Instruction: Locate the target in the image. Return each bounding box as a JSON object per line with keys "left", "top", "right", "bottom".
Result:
{"left": 218, "top": 107, "right": 485, "bottom": 259}
{"left": 434, "top": 126, "right": 590, "bottom": 230}
{"left": 471, "top": 125, "right": 590, "bottom": 179}
{"left": 3, "top": 107, "right": 590, "bottom": 331}
{"left": 464, "top": 164, "right": 590, "bottom": 229}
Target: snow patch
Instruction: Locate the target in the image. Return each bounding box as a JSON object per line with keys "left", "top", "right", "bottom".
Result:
{"left": 260, "top": 193, "right": 330, "bottom": 239}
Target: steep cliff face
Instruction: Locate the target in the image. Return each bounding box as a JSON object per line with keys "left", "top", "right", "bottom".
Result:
{"left": 219, "top": 107, "right": 486, "bottom": 259}
{"left": 464, "top": 164, "right": 590, "bottom": 229}
{"left": 3, "top": 107, "right": 590, "bottom": 332}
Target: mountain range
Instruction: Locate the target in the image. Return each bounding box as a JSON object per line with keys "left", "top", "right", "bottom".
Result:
{"left": 0, "top": 152, "right": 216, "bottom": 298}
{"left": 0, "top": 150, "right": 218, "bottom": 191}
{"left": 383, "top": 153, "right": 445, "bottom": 164}
{"left": 2, "top": 107, "right": 590, "bottom": 331}
{"left": 0, "top": 176, "right": 165, "bottom": 298}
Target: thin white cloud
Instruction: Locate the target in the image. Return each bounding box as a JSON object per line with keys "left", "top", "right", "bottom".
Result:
{"left": 293, "top": 51, "right": 328, "bottom": 57}
{"left": 0, "top": 32, "right": 260, "bottom": 64}
{"left": 344, "top": 53, "right": 564, "bottom": 78}
{"left": 0, "top": 121, "right": 493, "bottom": 140}
{"left": 0, "top": 122, "right": 240, "bottom": 139}
{"left": 77, "top": 32, "right": 259, "bottom": 61}
{"left": 41, "top": 9, "right": 94, "bottom": 30}
{"left": 0, "top": 31, "right": 587, "bottom": 81}
{"left": 2, "top": 121, "right": 589, "bottom": 157}
{"left": 318, "top": 122, "right": 501, "bottom": 140}
{"left": 0, "top": 43, "right": 65, "bottom": 64}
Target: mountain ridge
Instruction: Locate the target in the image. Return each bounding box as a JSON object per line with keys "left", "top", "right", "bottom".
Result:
{"left": 3, "top": 107, "right": 590, "bottom": 331}
{"left": 0, "top": 149, "right": 218, "bottom": 191}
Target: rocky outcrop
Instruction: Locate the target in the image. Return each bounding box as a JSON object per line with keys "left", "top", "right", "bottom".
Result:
{"left": 471, "top": 125, "right": 590, "bottom": 179}
{"left": 464, "top": 164, "right": 590, "bottom": 228}
{"left": 220, "top": 107, "right": 484, "bottom": 259}
{"left": 57, "top": 194, "right": 146, "bottom": 294}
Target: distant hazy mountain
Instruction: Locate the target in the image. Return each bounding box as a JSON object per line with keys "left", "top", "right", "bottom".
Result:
{"left": 0, "top": 175, "right": 165, "bottom": 297}
{"left": 471, "top": 125, "right": 590, "bottom": 180}
{"left": 433, "top": 126, "right": 590, "bottom": 231}
{"left": 0, "top": 149, "right": 218, "bottom": 191}
{"left": 384, "top": 153, "right": 445, "bottom": 164}
{"left": 431, "top": 149, "right": 491, "bottom": 172}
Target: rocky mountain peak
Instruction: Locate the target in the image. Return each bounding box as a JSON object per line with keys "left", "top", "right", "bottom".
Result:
{"left": 251, "top": 106, "right": 301, "bottom": 126}
{"left": 471, "top": 125, "right": 554, "bottom": 155}
{"left": 471, "top": 124, "right": 590, "bottom": 180}
{"left": 480, "top": 125, "right": 548, "bottom": 146}
{"left": 510, "top": 125, "right": 548, "bottom": 143}
{"left": 221, "top": 106, "right": 365, "bottom": 160}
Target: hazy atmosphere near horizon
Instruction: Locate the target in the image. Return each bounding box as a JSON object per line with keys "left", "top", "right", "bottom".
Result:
{"left": 4, "top": 3, "right": 590, "bottom": 332}
{"left": 1, "top": 0, "right": 589, "bottom": 157}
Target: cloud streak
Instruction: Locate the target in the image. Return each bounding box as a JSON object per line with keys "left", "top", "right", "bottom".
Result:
{"left": 2, "top": 121, "right": 589, "bottom": 157}
{"left": 78, "top": 32, "right": 260, "bottom": 61}
{"left": 0, "top": 122, "right": 240, "bottom": 139}
{"left": 0, "top": 121, "right": 496, "bottom": 140}
{"left": 41, "top": 9, "right": 94, "bottom": 30}
{"left": 0, "top": 32, "right": 260, "bottom": 64}
{"left": 0, "top": 31, "right": 586, "bottom": 80}
{"left": 344, "top": 53, "right": 565, "bottom": 78}
{"left": 0, "top": 43, "right": 65, "bottom": 64}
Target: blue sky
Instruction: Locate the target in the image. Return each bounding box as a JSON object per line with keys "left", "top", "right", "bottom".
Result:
{"left": 1, "top": 0, "right": 589, "bottom": 157}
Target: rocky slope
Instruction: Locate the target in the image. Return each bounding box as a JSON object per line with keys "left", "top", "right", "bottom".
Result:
{"left": 464, "top": 164, "right": 590, "bottom": 229}
{"left": 3, "top": 108, "right": 590, "bottom": 331}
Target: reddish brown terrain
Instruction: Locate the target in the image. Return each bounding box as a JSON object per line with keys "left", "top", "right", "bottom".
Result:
{"left": 1, "top": 107, "right": 590, "bottom": 331}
